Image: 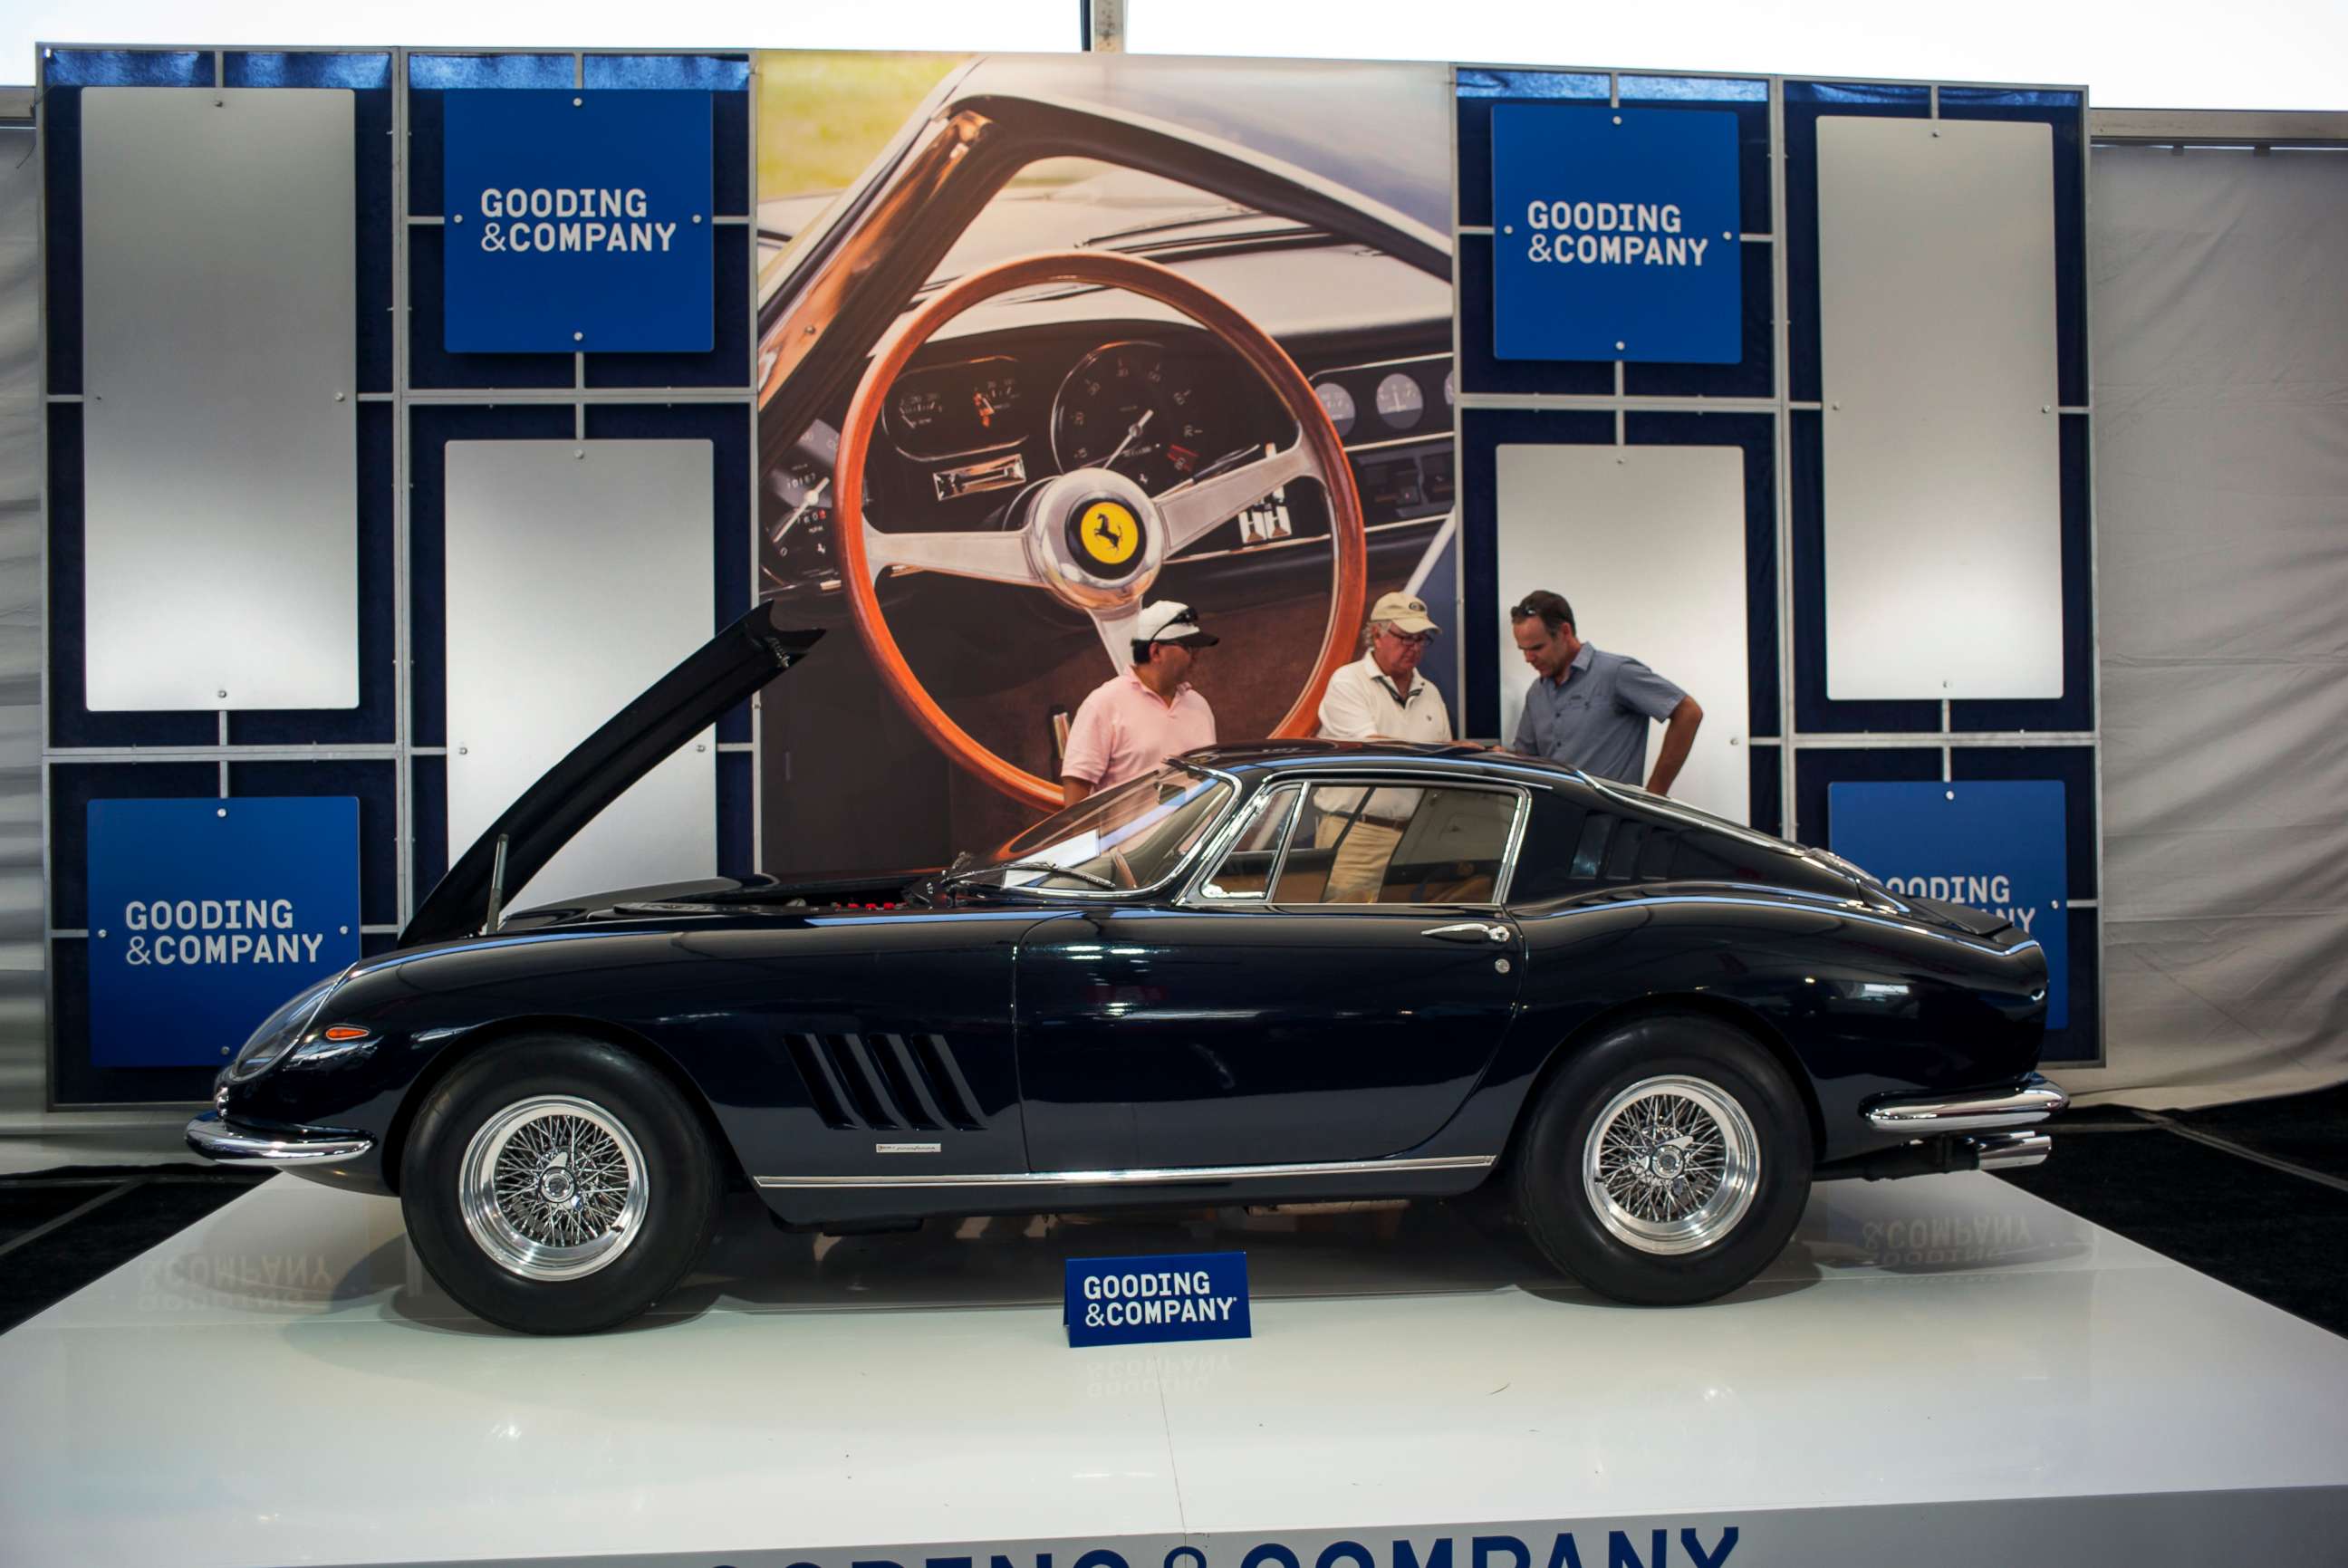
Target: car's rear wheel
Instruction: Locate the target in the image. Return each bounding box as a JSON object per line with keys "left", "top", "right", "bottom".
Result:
{"left": 1512, "top": 1013, "right": 1812, "bottom": 1304}
{"left": 399, "top": 1036, "right": 720, "bottom": 1334}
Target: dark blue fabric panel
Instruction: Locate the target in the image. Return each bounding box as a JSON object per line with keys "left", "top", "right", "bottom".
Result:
{"left": 1612, "top": 82, "right": 1773, "bottom": 236}
{"left": 1937, "top": 93, "right": 2089, "bottom": 409}
{"left": 45, "top": 408, "right": 219, "bottom": 748}
{"left": 1621, "top": 239, "right": 1775, "bottom": 399}
{"left": 1784, "top": 84, "right": 1931, "bottom": 403}
{"left": 408, "top": 226, "right": 576, "bottom": 388}
{"left": 406, "top": 54, "right": 579, "bottom": 216}
{"left": 411, "top": 754, "right": 449, "bottom": 900}
{"left": 1791, "top": 746, "right": 1941, "bottom": 851}
{"left": 49, "top": 937, "right": 229, "bottom": 1106}
{"left": 42, "top": 85, "right": 81, "bottom": 394}
{"left": 1952, "top": 746, "right": 2098, "bottom": 900}
{"left": 361, "top": 931, "right": 399, "bottom": 960}
{"left": 1788, "top": 409, "right": 1941, "bottom": 734}
{"left": 227, "top": 761, "right": 399, "bottom": 928}
{"left": 225, "top": 51, "right": 392, "bottom": 88}
{"left": 50, "top": 763, "right": 221, "bottom": 928}
{"left": 712, "top": 86, "right": 751, "bottom": 216}
{"left": 583, "top": 234, "right": 751, "bottom": 388}
{"left": 1748, "top": 746, "right": 1784, "bottom": 837}
{"left": 1456, "top": 232, "right": 1613, "bottom": 399}
{"left": 1458, "top": 407, "right": 1616, "bottom": 738}
{"left": 1952, "top": 415, "right": 2095, "bottom": 735}
{"left": 45, "top": 50, "right": 211, "bottom": 86}
{"left": 408, "top": 404, "right": 578, "bottom": 748}
{"left": 2040, "top": 905, "right": 2101, "bottom": 1064}
{"left": 230, "top": 403, "right": 397, "bottom": 746}
{"left": 583, "top": 54, "right": 753, "bottom": 91}
{"left": 1624, "top": 411, "right": 1779, "bottom": 737}
{"left": 1454, "top": 69, "right": 1610, "bottom": 229}
{"left": 718, "top": 751, "right": 755, "bottom": 880}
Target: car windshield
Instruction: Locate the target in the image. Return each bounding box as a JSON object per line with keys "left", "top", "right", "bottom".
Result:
{"left": 966, "top": 764, "right": 1234, "bottom": 893}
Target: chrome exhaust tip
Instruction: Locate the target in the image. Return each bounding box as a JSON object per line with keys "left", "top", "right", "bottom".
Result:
{"left": 1970, "top": 1130, "right": 2053, "bottom": 1170}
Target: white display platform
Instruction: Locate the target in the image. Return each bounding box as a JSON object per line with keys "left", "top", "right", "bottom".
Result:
{"left": 3, "top": 1172, "right": 2343, "bottom": 1568}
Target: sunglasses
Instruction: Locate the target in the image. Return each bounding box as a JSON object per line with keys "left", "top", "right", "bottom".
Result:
{"left": 1380, "top": 628, "right": 1437, "bottom": 647}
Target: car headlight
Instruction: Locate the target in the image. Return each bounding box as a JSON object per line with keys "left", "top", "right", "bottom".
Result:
{"left": 226, "top": 972, "right": 347, "bottom": 1083}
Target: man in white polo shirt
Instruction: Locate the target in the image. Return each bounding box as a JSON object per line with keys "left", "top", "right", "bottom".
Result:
{"left": 1059, "top": 601, "right": 1219, "bottom": 806}
{"left": 1311, "top": 591, "right": 1454, "bottom": 899}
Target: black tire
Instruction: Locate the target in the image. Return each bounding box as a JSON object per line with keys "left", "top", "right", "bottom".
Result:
{"left": 1511, "top": 1013, "right": 1813, "bottom": 1305}
{"left": 399, "top": 1035, "right": 720, "bottom": 1334}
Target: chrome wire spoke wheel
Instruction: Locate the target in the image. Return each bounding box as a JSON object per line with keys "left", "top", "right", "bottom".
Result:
{"left": 1582, "top": 1074, "right": 1759, "bottom": 1255}
{"left": 458, "top": 1094, "right": 650, "bottom": 1282}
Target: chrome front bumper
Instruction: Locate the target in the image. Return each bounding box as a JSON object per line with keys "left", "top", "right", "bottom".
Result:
{"left": 185, "top": 1110, "right": 374, "bottom": 1167}
{"left": 1866, "top": 1073, "right": 2070, "bottom": 1135}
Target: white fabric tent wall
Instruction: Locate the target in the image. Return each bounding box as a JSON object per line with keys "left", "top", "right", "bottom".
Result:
{"left": 0, "top": 127, "right": 42, "bottom": 1124}
{"left": 2064, "top": 144, "right": 2348, "bottom": 1109}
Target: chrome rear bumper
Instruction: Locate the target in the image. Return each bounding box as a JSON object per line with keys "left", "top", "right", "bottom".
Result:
{"left": 185, "top": 1110, "right": 373, "bottom": 1167}
{"left": 1866, "top": 1073, "right": 2070, "bottom": 1135}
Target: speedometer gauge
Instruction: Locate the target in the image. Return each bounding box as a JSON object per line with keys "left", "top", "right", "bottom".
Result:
{"left": 1051, "top": 341, "right": 1220, "bottom": 493}
{"left": 1374, "top": 371, "right": 1425, "bottom": 431}
{"left": 1314, "top": 381, "right": 1357, "bottom": 440}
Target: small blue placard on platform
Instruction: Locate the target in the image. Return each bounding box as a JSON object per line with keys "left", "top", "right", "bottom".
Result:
{"left": 1065, "top": 1252, "right": 1251, "bottom": 1348}
{"left": 87, "top": 798, "right": 361, "bottom": 1068}
{"left": 443, "top": 89, "right": 713, "bottom": 353}
{"left": 1829, "top": 781, "right": 2069, "bottom": 1030}
{"left": 1491, "top": 103, "right": 1741, "bottom": 363}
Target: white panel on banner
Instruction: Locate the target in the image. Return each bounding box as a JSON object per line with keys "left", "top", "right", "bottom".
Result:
{"left": 80, "top": 88, "right": 358, "bottom": 711}
{"left": 1817, "top": 115, "right": 2063, "bottom": 700}
{"left": 1493, "top": 445, "right": 1748, "bottom": 825}
{"left": 445, "top": 441, "right": 715, "bottom": 912}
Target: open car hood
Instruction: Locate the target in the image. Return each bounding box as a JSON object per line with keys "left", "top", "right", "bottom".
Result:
{"left": 399, "top": 607, "right": 821, "bottom": 949}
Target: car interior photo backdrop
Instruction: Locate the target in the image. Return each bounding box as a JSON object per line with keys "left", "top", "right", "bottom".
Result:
{"left": 752, "top": 53, "right": 1459, "bottom": 872}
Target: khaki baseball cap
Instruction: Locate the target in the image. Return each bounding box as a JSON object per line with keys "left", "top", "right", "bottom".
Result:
{"left": 1371, "top": 591, "right": 1439, "bottom": 636}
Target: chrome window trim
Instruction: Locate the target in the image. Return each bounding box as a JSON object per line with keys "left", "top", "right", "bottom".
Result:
{"left": 1199, "top": 775, "right": 1530, "bottom": 911}
{"left": 1194, "top": 782, "right": 1304, "bottom": 902}
{"left": 979, "top": 761, "right": 1243, "bottom": 905}
{"left": 755, "top": 1153, "right": 1496, "bottom": 1190}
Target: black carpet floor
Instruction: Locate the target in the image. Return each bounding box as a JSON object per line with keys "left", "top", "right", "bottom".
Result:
{"left": 3, "top": 1085, "right": 2344, "bottom": 1338}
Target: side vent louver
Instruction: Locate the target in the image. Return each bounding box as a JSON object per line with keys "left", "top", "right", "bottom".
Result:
{"left": 787, "top": 1033, "right": 983, "bottom": 1133}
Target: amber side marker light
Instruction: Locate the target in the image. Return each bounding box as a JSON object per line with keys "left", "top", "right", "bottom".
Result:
{"left": 322, "top": 1025, "right": 370, "bottom": 1042}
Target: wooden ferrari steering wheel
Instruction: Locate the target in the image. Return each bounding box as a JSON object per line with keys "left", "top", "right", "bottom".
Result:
{"left": 831, "top": 249, "right": 1368, "bottom": 811}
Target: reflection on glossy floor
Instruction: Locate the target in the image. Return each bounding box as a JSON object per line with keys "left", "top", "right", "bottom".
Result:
{"left": 4, "top": 1172, "right": 2345, "bottom": 1567}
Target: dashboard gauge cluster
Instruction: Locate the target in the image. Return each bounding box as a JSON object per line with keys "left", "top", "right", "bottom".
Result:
{"left": 1049, "top": 340, "right": 1245, "bottom": 495}
{"left": 1305, "top": 354, "right": 1454, "bottom": 446}
{"left": 885, "top": 355, "right": 1028, "bottom": 460}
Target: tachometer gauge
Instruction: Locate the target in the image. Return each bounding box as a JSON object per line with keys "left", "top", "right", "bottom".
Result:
{"left": 1375, "top": 370, "right": 1425, "bottom": 431}
{"left": 1314, "top": 380, "right": 1357, "bottom": 440}
{"left": 1051, "top": 341, "right": 1218, "bottom": 493}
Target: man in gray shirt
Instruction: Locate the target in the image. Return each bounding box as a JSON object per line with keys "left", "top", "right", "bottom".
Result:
{"left": 1509, "top": 590, "right": 1705, "bottom": 794}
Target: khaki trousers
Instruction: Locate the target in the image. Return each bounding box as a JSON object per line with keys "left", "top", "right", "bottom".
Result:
{"left": 1314, "top": 816, "right": 1402, "bottom": 903}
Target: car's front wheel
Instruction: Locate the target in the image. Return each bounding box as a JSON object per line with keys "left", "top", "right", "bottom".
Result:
{"left": 1512, "top": 1013, "right": 1813, "bottom": 1304}
{"left": 399, "top": 1036, "right": 720, "bottom": 1333}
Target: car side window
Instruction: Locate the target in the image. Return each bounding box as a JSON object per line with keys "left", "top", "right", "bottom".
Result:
{"left": 1199, "top": 785, "right": 1301, "bottom": 899}
{"left": 1274, "top": 784, "right": 1518, "bottom": 906}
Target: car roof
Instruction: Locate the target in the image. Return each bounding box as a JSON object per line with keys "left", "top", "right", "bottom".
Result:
{"left": 1181, "top": 739, "right": 1588, "bottom": 789}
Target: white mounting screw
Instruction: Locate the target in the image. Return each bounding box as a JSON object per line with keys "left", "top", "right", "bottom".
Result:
{"left": 217, "top": 689, "right": 228, "bottom": 699}
{"left": 217, "top": 807, "right": 227, "bottom": 817}
{"left": 453, "top": 213, "right": 463, "bottom": 223}
{"left": 1944, "top": 790, "right": 1956, "bottom": 801}
{"left": 457, "top": 745, "right": 469, "bottom": 755}
{"left": 97, "top": 929, "right": 106, "bottom": 938}
{"left": 572, "top": 96, "right": 582, "bottom": 107}
{"left": 340, "top": 925, "right": 350, "bottom": 935}
{"left": 573, "top": 331, "right": 584, "bottom": 342}
{"left": 1612, "top": 115, "right": 1622, "bottom": 125}
{"left": 573, "top": 448, "right": 584, "bottom": 459}
{"left": 1503, "top": 224, "right": 1514, "bottom": 235}
{"left": 692, "top": 214, "right": 703, "bottom": 224}
{"left": 1724, "top": 231, "right": 1733, "bottom": 239}
{"left": 334, "top": 392, "right": 347, "bottom": 402}
{"left": 1615, "top": 341, "right": 1626, "bottom": 351}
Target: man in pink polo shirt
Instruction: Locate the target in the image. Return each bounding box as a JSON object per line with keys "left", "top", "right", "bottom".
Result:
{"left": 1059, "top": 601, "right": 1220, "bottom": 806}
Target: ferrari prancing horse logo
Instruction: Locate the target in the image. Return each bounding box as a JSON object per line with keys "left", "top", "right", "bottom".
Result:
{"left": 1078, "top": 501, "right": 1141, "bottom": 568}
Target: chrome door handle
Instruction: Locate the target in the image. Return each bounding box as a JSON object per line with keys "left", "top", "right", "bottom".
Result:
{"left": 1421, "top": 922, "right": 1510, "bottom": 944}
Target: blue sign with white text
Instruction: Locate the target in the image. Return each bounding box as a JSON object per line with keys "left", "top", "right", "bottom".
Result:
{"left": 1066, "top": 1252, "right": 1252, "bottom": 1348}
{"left": 1829, "top": 781, "right": 2068, "bottom": 1029}
{"left": 444, "top": 89, "right": 713, "bottom": 353}
{"left": 87, "top": 798, "right": 361, "bottom": 1068}
{"left": 1492, "top": 103, "right": 1741, "bottom": 363}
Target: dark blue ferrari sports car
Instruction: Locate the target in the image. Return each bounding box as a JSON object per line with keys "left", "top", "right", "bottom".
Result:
{"left": 189, "top": 606, "right": 2065, "bottom": 1333}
